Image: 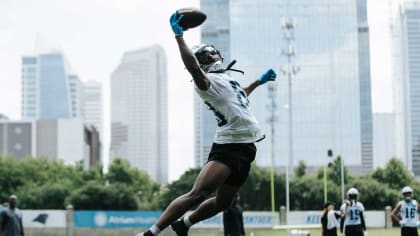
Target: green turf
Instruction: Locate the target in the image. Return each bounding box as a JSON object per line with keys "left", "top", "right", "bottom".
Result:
{"left": 190, "top": 228, "right": 401, "bottom": 236}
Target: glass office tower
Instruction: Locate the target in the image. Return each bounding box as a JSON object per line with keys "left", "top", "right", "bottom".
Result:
{"left": 230, "top": 0, "right": 373, "bottom": 173}
{"left": 392, "top": 0, "right": 420, "bottom": 175}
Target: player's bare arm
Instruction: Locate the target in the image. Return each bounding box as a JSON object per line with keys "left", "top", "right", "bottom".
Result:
{"left": 170, "top": 12, "right": 209, "bottom": 91}
{"left": 391, "top": 203, "right": 402, "bottom": 222}
{"left": 243, "top": 80, "right": 260, "bottom": 96}
{"left": 341, "top": 200, "right": 350, "bottom": 218}
{"left": 244, "top": 69, "right": 277, "bottom": 96}
{"left": 175, "top": 36, "right": 210, "bottom": 90}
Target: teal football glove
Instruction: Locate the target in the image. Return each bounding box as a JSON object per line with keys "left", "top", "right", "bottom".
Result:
{"left": 169, "top": 11, "right": 184, "bottom": 36}
{"left": 259, "top": 69, "right": 277, "bottom": 85}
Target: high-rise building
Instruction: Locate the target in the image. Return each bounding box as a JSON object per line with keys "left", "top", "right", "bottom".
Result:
{"left": 0, "top": 114, "right": 9, "bottom": 120}
{"left": 195, "top": 0, "right": 231, "bottom": 167}
{"left": 21, "top": 52, "right": 73, "bottom": 120}
{"left": 110, "top": 45, "right": 168, "bottom": 184}
{"left": 68, "top": 74, "right": 83, "bottom": 118}
{"left": 391, "top": 0, "right": 420, "bottom": 175}
{"left": 0, "top": 119, "right": 99, "bottom": 168}
{"left": 373, "top": 113, "right": 396, "bottom": 167}
{"left": 229, "top": 0, "right": 373, "bottom": 174}
{"left": 82, "top": 80, "right": 103, "bottom": 141}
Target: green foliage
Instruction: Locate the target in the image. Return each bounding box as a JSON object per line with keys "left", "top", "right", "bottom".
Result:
{"left": 348, "top": 177, "right": 400, "bottom": 209}
{"left": 106, "top": 158, "right": 160, "bottom": 209}
{"left": 290, "top": 176, "right": 340, "bottom": 210}
{"left": 316, "top": 156, "right": 352, "bottom": 185}
{"left": 0, "top": 156, "right": 155, "bottom": 210}
{"left": 1, "top": 155, "right": 419, "bottom": 211}
{"left": 294, "top": 160, "right": 306, "bottom": 178}
{"left": 155, "top": 168, "right": 201, "bottom": 209}
{"left": 240, "top": 165, "right": 285, "bottom": 210}
{"left": 65, "top": 182, "right": 138, "bottom": 210}
{"left": 16, "top": 181, "right": 72, "bottom": 209}
{"left": 371, "top": 158, "right": 415, "bottom": 190}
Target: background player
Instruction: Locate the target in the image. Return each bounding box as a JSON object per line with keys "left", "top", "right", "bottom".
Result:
{"left": 340, "top": 188, "right": 366, "bottom": 236}
{"left": 391, "top": 186, "right": 420, "bottom": 236}
{"left": 135, "top": 10, "right": 277, "bottom": 236}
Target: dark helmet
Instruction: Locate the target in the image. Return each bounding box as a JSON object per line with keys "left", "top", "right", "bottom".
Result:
{"left": 191, "top": 44, "right": 224, "bottom": 72}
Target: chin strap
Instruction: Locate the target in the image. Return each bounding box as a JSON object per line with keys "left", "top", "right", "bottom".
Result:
{"left": 208, "top": 60, "right": 244, "bottom": 75}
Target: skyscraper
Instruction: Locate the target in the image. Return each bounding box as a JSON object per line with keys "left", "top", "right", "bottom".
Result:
{"left": 21, "top": 52, "right": 73, "bottom": 120}
{"left": 68, "top": 74, "right": 83, "bottom": 118}
{"left": 391, "top": 0, "right": 420, "bottom": 175}
{"left": 82, "top": 80, "right": 103, "bottom": 141}
{"left": 110, "top": 45, "right": 168, "bottom": 184}
{"left": 373, "top": 113, "right": 396, "bottom": 167}
{"left": 229, "top": 0, "right": 373, "bottom": 174}
{"left": 195, "top": 0, "right": 230, "bottom": 167}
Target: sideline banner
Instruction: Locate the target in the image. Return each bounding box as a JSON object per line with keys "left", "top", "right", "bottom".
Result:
{"left": 22, "top": 210, "right": 66, "bottom": 228}
{"left": 193, "top": 211, "right": 278, "bottom": 229}
{"left": 74, "top": 211, "right": 162, "bottom": 228}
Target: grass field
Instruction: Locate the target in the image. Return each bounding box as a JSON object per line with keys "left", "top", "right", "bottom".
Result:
{"left": 191, "top": 228, "right": 401, "bottom": 236}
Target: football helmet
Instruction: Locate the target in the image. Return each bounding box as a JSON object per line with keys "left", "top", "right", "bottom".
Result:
{"left": 402, "top": 186, "right": 413, "bottom": 202}
{"left": 347, "top": 187, "right": 359, "bottom": 200}
{"left": 191, "top": 44, "right": 224, "bottom": 72}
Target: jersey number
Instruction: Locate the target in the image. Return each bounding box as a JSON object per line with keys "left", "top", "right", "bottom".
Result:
{"left": 205, "top": 101, "right": 227, "bottom": 127}
{"left": 229, "top": 80, "right": 249, "bottom": 109}
{"left": 406, "top": 208, "right": 416, "bottom": 219}
{"left": 349, "top": 209, "right": 360, "bottom": 221}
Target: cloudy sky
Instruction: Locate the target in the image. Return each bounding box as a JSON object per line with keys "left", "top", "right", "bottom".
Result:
{"left": 0, "top": 0, "right": 393, "bottom": 181}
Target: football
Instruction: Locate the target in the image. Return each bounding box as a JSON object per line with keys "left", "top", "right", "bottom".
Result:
{"left": 177, "top": 7, "right": 207, "bottom": 30}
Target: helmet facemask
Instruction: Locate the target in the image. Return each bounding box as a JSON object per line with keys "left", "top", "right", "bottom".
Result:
{"left": 192, "top": 44, "right": 224, "bottom": 72}
{"left": 404, "top": 192, "right": 412, "bottom": 202}
{"left": 348, "top": 194, "right": 358, "bottom": 201}
{"left": 402, "top": 186, "right": 414, "bottom": 202}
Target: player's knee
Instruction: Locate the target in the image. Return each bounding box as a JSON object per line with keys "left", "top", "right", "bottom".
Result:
{"left": 187, "top": 189, "right": 210, "bottom": 203}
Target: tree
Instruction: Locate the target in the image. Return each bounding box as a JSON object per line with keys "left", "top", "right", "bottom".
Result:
{"left": 239, "top": 165, "right": 285, "bottom": 210}
{"left": 371, "top": 158, "right": 415, "bottom": 190}
{"left": 155, "top": 168, "right": 201, "bottom": 209}
{"left": 16, "top": 181, "right": 72, "bottom": 209}
{"left": 66, "top": 182, "right": 138, "bottom": 210}
{"left": 290, "top": 176, "right": 340, "bottom": 210}
{"left": 294, "top": 160, "right": 307, "bottom": 178}
{"left": 106, "top": 158, "right": 160, "bottom": 209}
{"left": 348, "top": 177, "right": 400, "bottom": 210}
{"left": 317, "top": 156, "right": 352, "bottom": 186}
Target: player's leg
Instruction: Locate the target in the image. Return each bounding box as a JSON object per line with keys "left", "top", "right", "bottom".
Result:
{"left": 188, "top": 182, "right": 239, "bottom": 223}
{"left": 136, "top": 160, "right": 231, "bottom": 236}
{"left": 155, "top": 161, "right": 231, "bottom": 229}
{"left": 171, "top": 143, "right": 256, "bottom": 236}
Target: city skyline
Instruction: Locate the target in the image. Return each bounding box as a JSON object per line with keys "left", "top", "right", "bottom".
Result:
{"left": 0, "top": 0, "right": 394, "bottom": 181}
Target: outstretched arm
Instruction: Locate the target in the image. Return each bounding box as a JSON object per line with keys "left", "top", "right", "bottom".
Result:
{"left": 243, "top": 69, "right": 276, "bottom": 96}
{"left": 170, "top": 12, "right": 209, "bottom": 91}
{"left": 243, "top": 80, "right": 260, "bottom": 96}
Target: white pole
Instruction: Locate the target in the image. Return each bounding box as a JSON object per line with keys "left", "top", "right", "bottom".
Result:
{"left": 341, "top": 156, "right": 345, "bottom": 202}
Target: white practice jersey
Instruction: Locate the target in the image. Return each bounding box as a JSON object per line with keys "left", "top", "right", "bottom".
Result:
{"left": 195, "top": 72, "right": 263, "bottom": 144}
{"left": 399, "top": 200, "right": 418, "bottom": 227}
{"left": 340, "top": 201, "right": 365, "bottom": 226}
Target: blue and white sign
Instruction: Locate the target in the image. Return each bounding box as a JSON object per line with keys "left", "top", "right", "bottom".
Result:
{"left": 193, "top": 211, "right": 278, "bottom": 229}
{"left": 74, "top": 211, "right": 162, "bottom": 228}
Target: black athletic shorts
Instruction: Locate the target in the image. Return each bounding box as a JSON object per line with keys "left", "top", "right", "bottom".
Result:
{"left": 207, "top": 142, "right": 257, "bottom": 187}
{"left": 402, "top": 227, "right": 418, "bottom": 236}
{"left": 344, "top": 225, "right": 364, "bottom": 236}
